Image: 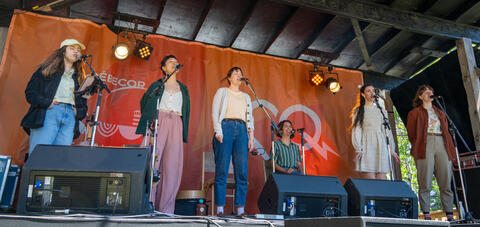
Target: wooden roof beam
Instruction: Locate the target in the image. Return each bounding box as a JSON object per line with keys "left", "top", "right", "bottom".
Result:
{"left": 191, "top": 0, "right": 215, "bottom": 41}
{"left": 275, "top": 0, "right": 480, "bottom": 43}
{"left": 261, "top": 6, "right": 298, "bottom": 53}
{"left": 228, "top": 0, "right": 257, "bottom": 47}
{"left": 351, "top": 18, "right": 373, "bottom": 70}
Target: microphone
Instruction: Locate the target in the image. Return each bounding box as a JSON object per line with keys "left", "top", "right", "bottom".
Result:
{"left": 290, "top": 129, "right": 295, "bottom": 134}
{"left": 373, "top": 88, "right": 380, "bottom": 99}
{"left": 240, "top": 78, "right": 249, "bottom": 81}
{"left": 175, "top": 64, "right": 183, "bottom": 70}
{"left": 430, "top": 95, "right": 442, "bottom": 99}
{"left": 77, "top": 54, "right": 91, "bottom": 59}
{"left": 296, "top": 128, "right": 305, "bottom": 132}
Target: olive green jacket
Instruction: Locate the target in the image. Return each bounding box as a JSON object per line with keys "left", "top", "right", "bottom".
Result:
{"left": 135, "top": 80, "right": 190, "bottom": 143}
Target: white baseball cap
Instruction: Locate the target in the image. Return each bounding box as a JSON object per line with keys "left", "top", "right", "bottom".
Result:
{"left": 60, "top": 39, "right": 86, "bottom": 50}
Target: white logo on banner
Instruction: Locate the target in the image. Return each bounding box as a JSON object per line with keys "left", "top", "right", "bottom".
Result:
{"left": 97, "top": 122, "right": 118, "bottom": 137}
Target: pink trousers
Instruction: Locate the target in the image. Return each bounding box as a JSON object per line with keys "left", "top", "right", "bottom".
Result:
{"left": 150, "top": 111, "right": 183, "bottom": 213}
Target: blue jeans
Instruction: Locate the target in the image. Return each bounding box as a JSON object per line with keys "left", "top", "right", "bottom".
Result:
{"left": 212, "top": 119, "right": 249, "bottom": 207}
{"left": 29, "top": 104, "right": 76, "bottom": 154}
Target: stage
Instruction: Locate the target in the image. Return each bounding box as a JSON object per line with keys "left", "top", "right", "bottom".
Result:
{"left": 0, "top": 214, "right": 473, "bottom": 227}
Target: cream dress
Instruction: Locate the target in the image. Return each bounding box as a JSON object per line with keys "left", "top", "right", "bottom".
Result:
{"left": 352, "top": 104, "right": 395, "bottom": 173}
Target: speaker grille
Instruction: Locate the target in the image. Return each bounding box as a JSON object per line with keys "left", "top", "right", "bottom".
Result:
{"left": 26, "top": 172, "right": 130, "bottom": 213}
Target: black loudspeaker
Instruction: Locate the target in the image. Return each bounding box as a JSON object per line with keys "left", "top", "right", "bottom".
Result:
{"left": 258, "top": 173, "right": 348, "bottom": 218}
{"left": 285, "top": 216, "right": 450, "bottom": 227}
{"left": 344, "top": 178, "right": 418, "bottom": 219}
{"left": 17, "top": 145, "right": 150, "bottom": 215}
{"left": 454, "top": 167, "right": 480, "bottom": 220}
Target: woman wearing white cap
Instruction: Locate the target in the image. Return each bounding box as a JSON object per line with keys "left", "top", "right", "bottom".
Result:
{"left": 21, "top": 39, "right": 88, "bottom": 154}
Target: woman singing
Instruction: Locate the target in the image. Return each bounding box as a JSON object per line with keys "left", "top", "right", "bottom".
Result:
{"left": 21, "top": 39, "right": 88, "bottom": 154}
{"left": 212, "top": 67, "right": 254, "bottom": 216}
{"left": 136, "top": 55, "right": 190, "bottom": 213}
{"left": 406, "top": 85, "right": 455, "bottom": 221}
{"left": 350, "top": 84, "right": 400, "bottom": 179}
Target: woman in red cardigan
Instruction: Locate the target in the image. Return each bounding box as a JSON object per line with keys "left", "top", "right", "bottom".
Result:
{"left": 406, "top": 85, "right": 456, "bottom": 221}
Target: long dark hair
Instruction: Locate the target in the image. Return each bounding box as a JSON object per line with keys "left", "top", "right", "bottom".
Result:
{"left": 350, "top": 84, "right": 374, "bottom": 129}
{"left": 38, "top": 46, "right": 83, "bottom": 83}
{"left": 412, "top": 84, "right": 434, "bottom": 107}
{"left": 220, "top": 67, "right": 242, "bottom": 85}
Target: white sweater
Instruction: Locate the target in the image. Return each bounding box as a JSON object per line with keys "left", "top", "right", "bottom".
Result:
{"left": 212, "top": 87, "right": 254, "bottom": 138}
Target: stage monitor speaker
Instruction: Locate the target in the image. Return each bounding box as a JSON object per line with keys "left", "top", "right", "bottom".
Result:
{"left": 285, "top": 216, "right": 449, "bottom": 227}
{"left": 344, "top": 178, "right": 418, "bottom": 219}
{"left": 17, "top": 145, "right": 150, "bottom": 215}
{"left": 453, "top": 166, "right": 480, "bottom": 220}
{"left": 258, "top": 173, "right": 348, "bottom": 218}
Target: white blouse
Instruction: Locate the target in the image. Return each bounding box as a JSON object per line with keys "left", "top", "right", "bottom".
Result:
{"left": 159, "top": 90, "right": 182, "bottom": 115}
{"left": 427, "top": 108, "right": 442, "bottom": 133}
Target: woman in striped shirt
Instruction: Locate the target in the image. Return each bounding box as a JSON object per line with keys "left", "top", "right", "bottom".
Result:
{"left": 270, "top": 120, "right": 303, "bottom": 174}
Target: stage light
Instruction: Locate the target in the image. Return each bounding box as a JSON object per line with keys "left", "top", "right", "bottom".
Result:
{"left": 113, "top": 43, "right": 129, "bottom": 60}
{"left": 309, "top": 71, "right": 324, "bottom": 86}
{"left": 134, "top": 40, "right": 153, "bottom": 60}
{"left": 325, "top": 77, "right": 341, "bottom": 93}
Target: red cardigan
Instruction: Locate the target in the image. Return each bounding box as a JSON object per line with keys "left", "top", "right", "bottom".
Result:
{"left": 406, "top": 106, "right": 456, "bottom": 160}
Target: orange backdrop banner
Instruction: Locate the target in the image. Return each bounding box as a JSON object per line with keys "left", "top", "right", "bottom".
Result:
{"left": 0, "top": 11, "right": 364, "bottom": 213}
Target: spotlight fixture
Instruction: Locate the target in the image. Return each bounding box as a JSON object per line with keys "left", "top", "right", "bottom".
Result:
{"left": 134, "top": 39, "right": 153, "bottom": 60}
{"left": 325, "top": 77, "right": 341, "bottom": 93}
{"left": 309, "top": 62, "right": 324, "bottom": 86}
{"left": 324, "top": 66, "right": 342, "bottom": 94}
{"left": 113, "top": 31, "right": 130, "bottom": 60}
{"left": 308, "top": 61, "right": 342, "bottom": 93}
{"left": 309, "top": 70, "right": 324, "bottom": 86}
{"left": 113, "top": 43, "right": 129, "bottom": 60}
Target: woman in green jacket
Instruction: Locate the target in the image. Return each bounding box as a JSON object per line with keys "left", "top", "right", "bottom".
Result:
{"left": 136, "top": 55, "right": 190, "bottom": 214}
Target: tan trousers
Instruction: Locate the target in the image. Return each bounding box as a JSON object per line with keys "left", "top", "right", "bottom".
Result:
{"left": 415, "top": 135, "right": 454, "bottom": 213}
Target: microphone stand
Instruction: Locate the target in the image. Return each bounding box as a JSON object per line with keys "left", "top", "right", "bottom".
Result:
{"left": 243, "top": 79, "right": 280, "bottom": 173}
{"left": 374, "top": 96, "right": 395, "bottom": 180}
{"left": 75, "top": 56, "right": 111, "bottom": 147}
{"left": 147, "top": 66, "right": 181, "bottom": 205}
{"left": 297, "top": 128, "right": 306, "bottom": 175}
{"left": 433, "top": 97, "right": 475, "bottom": 223}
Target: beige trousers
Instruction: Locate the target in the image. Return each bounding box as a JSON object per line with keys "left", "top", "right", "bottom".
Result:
{"left": 151, "top": 111, "right": 184, "bottom": 214}
{"left": 415, "top": 135, "right": 454, "bottom": 213}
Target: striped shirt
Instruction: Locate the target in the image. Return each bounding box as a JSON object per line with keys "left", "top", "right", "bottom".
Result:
{"left": 271, "top": 140, "right": 301, "bottom": 169}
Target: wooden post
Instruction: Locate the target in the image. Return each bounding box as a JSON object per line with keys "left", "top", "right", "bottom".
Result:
{"left": 386, "top": 91, "right": 401, "bottom": 180}
{"left": 456, "top": 38, "right": 480, "bottom": 151}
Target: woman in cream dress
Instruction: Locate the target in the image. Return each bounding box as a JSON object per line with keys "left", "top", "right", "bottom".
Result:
{"left": 350, "top": 84, "right": 400, "bottom": 179}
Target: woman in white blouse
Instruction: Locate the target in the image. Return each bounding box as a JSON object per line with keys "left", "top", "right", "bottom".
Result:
{"left": 136, "top": 55, "right": 190, "bottom": 214}
{"left": 211, "top": 67, "right": 254, "bottom": 216}
{"left": 350, "top": 84, "right": 399, "bottom": 179}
